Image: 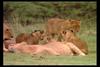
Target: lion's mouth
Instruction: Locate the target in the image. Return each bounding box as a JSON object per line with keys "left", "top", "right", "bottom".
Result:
{"left": 3, "top": 38, "right": 10, "bottom": 42}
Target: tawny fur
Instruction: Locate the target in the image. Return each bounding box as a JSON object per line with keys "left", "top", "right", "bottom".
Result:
{"left": 61, "top": 30, "right": 88, "bottom": 54}
{"left": 8, "top": 40, "right": 86, "bottom": 56}
{"left": 45, "top": 18, "right": 80, "bottom": 41}
{"left": 3, "top": 21, "right": 15, "bottom": 52}
{"left": 16, "top": 30, "right": 45, "bottom": 44}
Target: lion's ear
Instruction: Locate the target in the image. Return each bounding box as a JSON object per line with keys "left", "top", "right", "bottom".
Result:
{"left": 34, "top": 30, "right": 37, "bottom": 32}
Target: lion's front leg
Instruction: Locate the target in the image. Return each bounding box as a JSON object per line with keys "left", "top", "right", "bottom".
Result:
{"left": 66, "top": 42, "right": 86, "bottom": 56}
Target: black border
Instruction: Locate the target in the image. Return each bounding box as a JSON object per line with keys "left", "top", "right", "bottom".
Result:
{"left": 0, "top": 0, "right": 3, "bottom": 67}
{"left": 2, "top": 0, "right": 97, "bottom": 67}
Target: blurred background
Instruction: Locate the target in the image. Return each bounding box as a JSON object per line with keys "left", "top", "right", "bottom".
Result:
{"left": 3, "top": 2, "right": 96, "bottom": 35}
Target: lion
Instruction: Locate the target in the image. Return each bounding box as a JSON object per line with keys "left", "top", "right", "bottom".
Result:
{"left": 43, "top": 39, "right": 85, "bottom": 56}
{"left": 45, "top": 18, "right": 64, "bottom": 38}
{"left": 3, "top": 21, "right": 15, "bottom": 52}
{"left": 8, "top": 39, "right": 85, "bottom": 56}
{"left": 16, "top": 30, "right": 45, "bottom": 44}
{"left": 45, "top": 18, "right": 80, "bottom": 41}
{"left": 61, "top": 29, "right": 88, "bottom": 55}
{"left": 3, "top": 22, "right": 13, "bottom": 40}
{"left": 8, "top": 42, "right": 60, "bottom": 56}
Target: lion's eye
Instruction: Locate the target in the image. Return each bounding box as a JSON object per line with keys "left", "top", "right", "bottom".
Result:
{"left": 6, "top": 29, "right": 9, "bottom": 31}
{"left": 71, "top": 30, "right": 73, "bottom": 32}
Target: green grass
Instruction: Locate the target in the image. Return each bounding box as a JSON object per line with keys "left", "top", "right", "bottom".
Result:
{"left": 3, "top": 52, "right": 96, "bottom": 65}
{"left": 3, "top": 23, "right": 96, "bottom": 65}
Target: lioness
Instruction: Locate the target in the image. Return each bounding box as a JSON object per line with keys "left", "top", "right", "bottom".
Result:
{"left": 8, "top": 39, "right": 86, "bottom": 56}
{"left": 45, "top": 18, "right": 80, "bottom": 41}
{"left": 61, "top": 30, "right": 88, "bottom": 55}
{"left": 3, "top": 21, "right": 15, "bottom": 52}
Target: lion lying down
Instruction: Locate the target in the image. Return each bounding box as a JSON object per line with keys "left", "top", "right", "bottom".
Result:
{"left": 8, "top": 40, "right": 86, "bottom": 56}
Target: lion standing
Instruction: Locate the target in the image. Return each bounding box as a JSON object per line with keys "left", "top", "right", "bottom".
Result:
{"left": 45, "top": 18, "right": 80, "bottom": 41}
